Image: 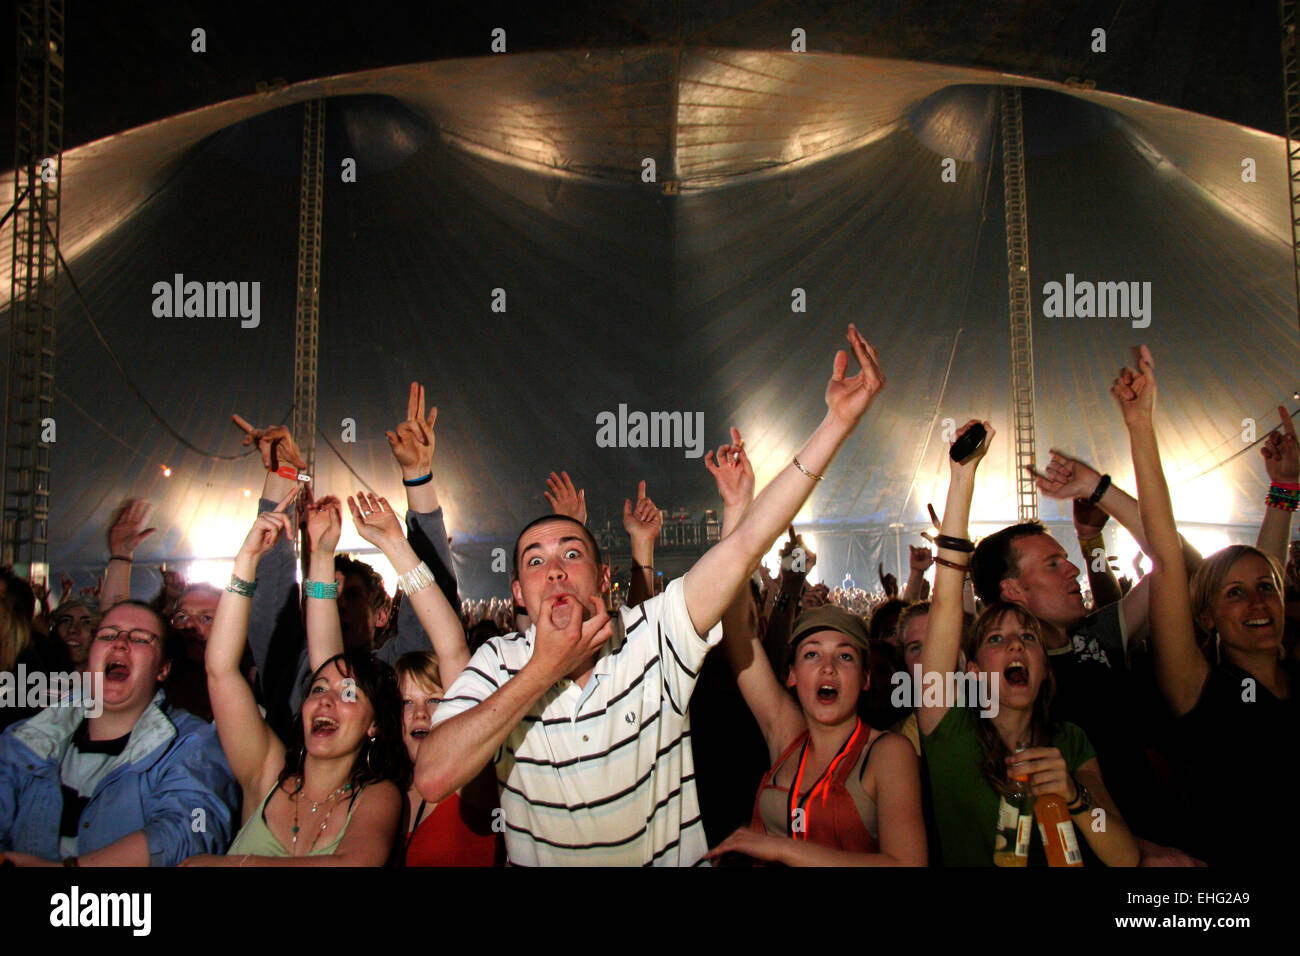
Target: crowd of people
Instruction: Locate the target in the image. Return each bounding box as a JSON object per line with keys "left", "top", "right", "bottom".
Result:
{"left": 0, "top": 328, "right": 1296, "bottom": 867}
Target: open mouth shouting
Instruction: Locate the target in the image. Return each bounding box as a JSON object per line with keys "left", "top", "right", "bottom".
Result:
{"left": 103, "top": 659, "right": 131, "bottom": 683}
{"left": 311, "top": 715, "right": 340, "bottom": 738}
{"left": 815, "top": 682, "right": 839, "bottom": 704}
{"left": 1003, "top": 660, "right": 1029, "bottom": 687}
{"left": 409, "top": 726, "right": 430, "bottom": 741}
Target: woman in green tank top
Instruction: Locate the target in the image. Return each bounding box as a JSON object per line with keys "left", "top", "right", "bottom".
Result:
{"left": 181, "top": 491, "right": 411, "bottom": 865}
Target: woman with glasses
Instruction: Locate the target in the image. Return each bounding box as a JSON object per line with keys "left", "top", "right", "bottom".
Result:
{"left": 0, "top": 601, "right": 240, "bottom": 866}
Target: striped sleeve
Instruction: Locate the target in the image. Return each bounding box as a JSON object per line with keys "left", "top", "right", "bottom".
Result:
{"left": 429, "top": 639, "right": 506, "bottom": 727}
{"left": 654, "top": 578, "right": 722, "bottom": 715}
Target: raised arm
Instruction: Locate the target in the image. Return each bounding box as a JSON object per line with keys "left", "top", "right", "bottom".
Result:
{"left": 1074, "top": 497, "right": 1123, "bottom": 609}
{"left": 1257, "top": 405, "right": 1298, "bottom": 565}
{"left": 388, "top": 382, "right": 442, "bottom": 516}
{"left": 917, "top": 420, "right": 993, "bottom": 736}
{"left": 708, "top": 430, "right": 806, "bottom": 758}
{"left": 206, "top": 489, "right": 297, "bottom": 794}
{"left": 683, "top": 325, "right": 885, "bottom": 637}
{"left": 902, "top": 545, "right": 933, "bottom": 604}
{"left": 624, "top": 481, "right": 662, "bottom": 608}
{"left": 100, "top": 499, "right": 156, "bottom": 609}
{"left": 349, "top": 491, "right": 470, "bottom": 688}
{"left": 1112, "top": 347, "right": 1208, "bottom": 716}
{"left": 303, "top": 493, "right": 345, "bottom": 671}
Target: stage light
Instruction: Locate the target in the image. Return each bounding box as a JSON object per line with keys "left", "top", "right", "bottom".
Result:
{"left": 161, "top": 465, "right": 172, "bottom": 478}
{"left": 242, "top": 489, "right": 251, "bottom": 498}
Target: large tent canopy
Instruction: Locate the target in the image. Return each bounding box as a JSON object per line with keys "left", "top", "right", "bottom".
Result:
{"left": 2, "top": 5, "right": 1296, "bottom": 598}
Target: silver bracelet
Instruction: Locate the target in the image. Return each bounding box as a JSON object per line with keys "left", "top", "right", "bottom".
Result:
{"left": 396, "top": 561, "right": 436, "bottom": 596}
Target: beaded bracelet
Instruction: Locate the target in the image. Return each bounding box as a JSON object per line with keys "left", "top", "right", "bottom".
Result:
{"left": 304, "top": 579, "right": 340, "bottom": 600}
{"left": 1267, "top": 482, "right": 1300, "bottom": 511}
{"left": 226, "top": 573, "right": 257, "bottom": 598}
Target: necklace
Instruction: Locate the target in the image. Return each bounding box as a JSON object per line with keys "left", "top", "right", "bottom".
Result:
{"left": 289, "top": 777, "right": 353, "bottom": 855}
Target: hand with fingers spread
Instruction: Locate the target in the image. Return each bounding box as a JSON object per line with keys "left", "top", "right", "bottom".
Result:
{"left": 231, "top": 414, "right": 307, "bottom": 472}
{"left": 108, "top": 498, "right": 157, "bottom": 558}
{"left": 528, "top": 594, "right": 614, "bottom": 683}
{"left": 236, "top": 488, "right": 300, "bottom": 564}
{"left": 1109, "top": 345, "right": 1157, "bottom": 426}
{"left": 704, "top": 427, "right": 756, "bottom": 509}
{"left": 1028, "top": 450, "right": 1102, "bottom": 502}
{"left": 1262, "top": 405, "right": 1300, "bottom": 484}
{"left": 544, "top": 471, "right": 587, "bottom": 525}
{"left": 704, "top": 826, "right": 788, "bottom": 866}
{"left": 386, "top": 381, "right": 438, "bottom": 481}
{"left": 347, "top": 491, "right": 406, "bottom": 552}
{"left": 304, "top": 495, "right": 344, "bottom": 556}
{"left": 824, "top": 323, "right": 886, "bottom": 426}
{"left": 623, "top": 480, "right": 663, "bottom": 545}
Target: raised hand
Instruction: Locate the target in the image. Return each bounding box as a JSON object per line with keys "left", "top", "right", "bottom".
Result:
{"left": 779, "top": 525, "right": 816, "bottom": 574}
{"left": 1073, "top": 495, "right": 1109, "bottom": 537}
{"left": 347, "top": 491, "right": 406, "bottom": 551}
{"left": 1262, "top": 405, "right": 1300, "bottom": 484}
{"left": 1027, "top": 448, "right": 1099, "bottom": 502}
{"left": 1110, "top": 345, "right": 1157, "bottom": 426}
{"left": 108, "top": 498, "right": 157, "bottom": 557}
{"left": 878, "top": 563, "right": 898, "bottom": 598}
{"left": 824, "top": 324, "right": 886, "bottom": 427}
{"left": 948, "top": 419, "right": 994, "bottom": 476}
{"left": 237, "top": 488, "right": 299, "bottom": 561}
{"left": 623, "top": 480, "right": 663, "bottom": 544}
{"left": 161, "top": 568, "right": 187, "bottom": 599}
{"left": 304, "top": 495, "right": 343, "bottom": 556}
{"left": 232, "top": 414, "right": 307, "bottom": 471}
{"left": 386, "top": 381, "right": 438, "bottom": 480}
{"left": 59, "top": 572, "right": 73, "bottom": 604}
{"left": 544, "top": 471, "right": 587, "bottom": 524}
{"left": 908, "top": 544, "right": 934, "bottom": 574}
{"left": 704, "top": 427, "right": 756, "bottom": 508}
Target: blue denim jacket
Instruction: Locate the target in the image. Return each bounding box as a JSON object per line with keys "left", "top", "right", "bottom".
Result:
{"left": 0, "top": 691, "right": 238, "bottom": 865}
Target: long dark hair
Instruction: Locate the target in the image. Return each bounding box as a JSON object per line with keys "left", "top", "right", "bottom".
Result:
{"left": 960, "top": 602, "right": 1056, "bottom": 797}
{"left": 278, "top": 651, "right": 412, "bottom": 799}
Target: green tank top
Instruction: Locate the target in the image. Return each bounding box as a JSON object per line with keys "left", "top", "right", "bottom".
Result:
{"left": 228, "top": 781, "right": 367, "bottom": 857}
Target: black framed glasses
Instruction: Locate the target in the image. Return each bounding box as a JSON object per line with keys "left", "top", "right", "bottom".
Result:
{"left": 94, "top": 627, "right": 160, "bottom": 647}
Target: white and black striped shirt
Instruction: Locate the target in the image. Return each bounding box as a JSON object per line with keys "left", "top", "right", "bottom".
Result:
{"left": 431, "top": 578, "right": 722, "bottom": 865}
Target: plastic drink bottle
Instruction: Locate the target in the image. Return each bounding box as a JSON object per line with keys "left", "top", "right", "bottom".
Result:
{"left": 1036, "top": 792, "right": 1084, "bottom": 867}
{"left": 993, "top": 742, "right": 1033, "bottom": 867}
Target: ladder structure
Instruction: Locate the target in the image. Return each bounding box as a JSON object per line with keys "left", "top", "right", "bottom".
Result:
{"left": 1000, "top": 86, "right": 1039, "bottom": 522}
{"left": 3, "top": 0, "right": 64, "bottom": 579}
{"left": 1282, "top": 1, "right": 1300, "bottom": 342}
{"left": 291, "top": 99, "right": 325, "bottom": 476}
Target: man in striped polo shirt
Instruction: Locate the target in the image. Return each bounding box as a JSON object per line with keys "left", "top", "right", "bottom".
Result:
{"left": 418, "top": 324, "right": 885, "bottom": 865}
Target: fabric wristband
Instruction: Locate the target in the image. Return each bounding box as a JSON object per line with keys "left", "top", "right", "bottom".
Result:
{"left": 402, "top": 472, "right": 433, "bottom": 487}
{"left": 1088, "top": 474, "right": 1112, "bottom": 504}
{"left": 304, "top": 579, "right": 339, "bottom": 600}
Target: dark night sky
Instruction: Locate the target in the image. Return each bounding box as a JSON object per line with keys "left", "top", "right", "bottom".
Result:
{"left": 0, "top": 0, "right": 1287, "bottom": 158}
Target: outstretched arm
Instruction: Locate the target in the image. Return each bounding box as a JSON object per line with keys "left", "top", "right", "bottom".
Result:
{"left": 624, "top": 481, "right": 661, "bottom": 608}
{"left": 683, "top": 325, "right": 885, "bottom": 637}
{"left": 207, "top": 489, "right": 298, "bottom": 796}
{"left": 917, "top": 420, "right": 993, "bottom": 736}
{"left": 544, "top": 470, "right": 587, "bottom": 526}
{"left": 1257, "top": 405, "right": 1299, "bottom": 565}
{"left": 303, "top": 493, "right": 345, "bottom": 671}
{"left": 100, "top": 499, "right": 157, "bottom": 609}
{"left": 1112, "top": 347, "right": 1208, "bottom": 716}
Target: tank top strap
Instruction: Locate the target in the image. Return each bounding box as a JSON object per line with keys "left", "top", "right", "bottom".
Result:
{"left": 766, "top": 731, "right": 811, "bottom": 783}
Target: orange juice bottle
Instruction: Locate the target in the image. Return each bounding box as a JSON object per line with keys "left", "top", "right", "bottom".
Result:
{"left": 1036, "top": 793, "right": 1084, "bottom": 867}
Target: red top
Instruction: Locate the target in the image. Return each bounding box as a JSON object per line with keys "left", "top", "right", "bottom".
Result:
{"left": 403, "top": 793, "right": 504, "bottom": 867}
{"left": 750, "top": 723, "right": 880, "bottom": 854}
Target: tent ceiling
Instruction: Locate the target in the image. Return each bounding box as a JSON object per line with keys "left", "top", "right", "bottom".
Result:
{"left": 1, "top": 51, "right": 1295, "bottom": 596}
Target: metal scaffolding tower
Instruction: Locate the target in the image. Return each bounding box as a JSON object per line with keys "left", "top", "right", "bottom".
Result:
{"left": 1000, "top": 86, "right": 1039, "bottom": 522}
{"left": 1282, "top": 1, "right": 1300, "bottom": 341}
{"left": 3, "top": 0, "right": 64, "bottom": 578}
{"left": 292, "top": 99, "right": 325, "bottom": 476}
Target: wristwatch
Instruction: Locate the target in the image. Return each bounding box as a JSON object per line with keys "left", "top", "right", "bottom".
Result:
{"left": 1067, "top": 778, "right": 1092, "bottom": 815}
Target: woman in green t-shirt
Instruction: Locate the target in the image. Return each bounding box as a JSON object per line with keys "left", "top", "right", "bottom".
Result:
{"left": 918, "top": 420, "right": 1140, "bottom": 866}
